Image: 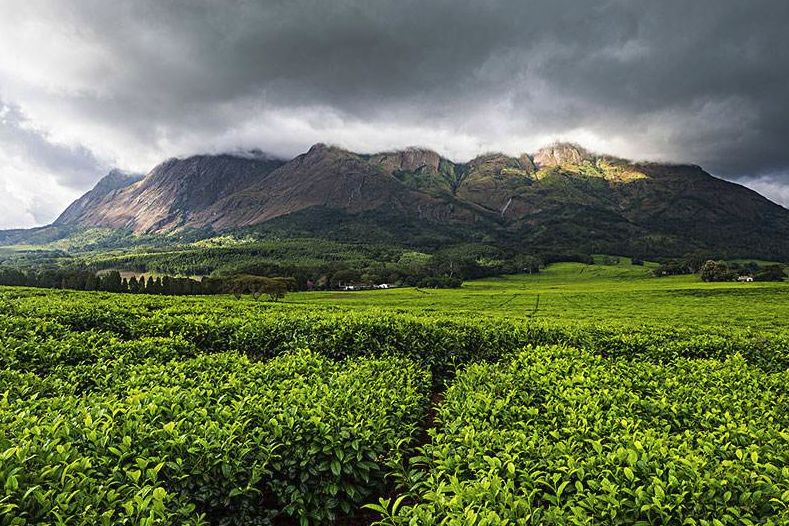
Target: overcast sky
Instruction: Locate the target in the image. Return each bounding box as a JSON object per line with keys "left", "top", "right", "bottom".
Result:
{"left": 1, "top": 0, "right": 788, "bottom": 228}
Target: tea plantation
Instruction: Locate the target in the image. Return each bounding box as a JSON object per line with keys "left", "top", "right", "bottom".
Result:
{"left": 1, "top": 261, "right": 788, "bottom": 524}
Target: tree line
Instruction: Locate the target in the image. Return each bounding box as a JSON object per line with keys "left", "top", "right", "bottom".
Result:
{"left": 699, "top": 260, "right": 786, "bottom": 282}
{"left": 0, "top": 268, "right": 294, "bottom": 300}
{"left": 652, "top": 253, "right": 785, "bottom": 281}
{"left": 82, "top": 242, "right": 546, "bottom": 291}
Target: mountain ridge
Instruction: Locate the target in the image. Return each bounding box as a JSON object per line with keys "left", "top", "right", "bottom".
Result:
{"left": 55, "top": 169, "right": 144, "bottom": 225}
{"left": 14, "top": 142, "right": 789, "bottom": 260}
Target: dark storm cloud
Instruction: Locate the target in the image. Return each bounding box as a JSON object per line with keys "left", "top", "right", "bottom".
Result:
{"left": 1, "top": 0, "right": 789, "bottom": 224}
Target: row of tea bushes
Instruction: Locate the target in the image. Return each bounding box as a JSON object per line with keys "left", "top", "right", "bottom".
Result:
{"left": 7, "top": 289, "right": 789, "bottom": 376}
{"left": 0, "top": 330, "right": 201, "bottom": 378}
{"left": 2, "top": 287, "right": 789, "bottom": 524}
{"left": 376, "top": 346, "right": 789, "bottom": 525}
{"left": 0, "top": 350, "right": 431, "bottom": 524}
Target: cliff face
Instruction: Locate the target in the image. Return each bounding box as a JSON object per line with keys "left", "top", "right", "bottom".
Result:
{"left": 368, "top": 147, "right": 442, "bottom": 173}
{"left": 57, "top": 154, "right": 284, "bottom": 232}
{"left": 532, "top": 143, "right": 592, "bottom": 167}
{"left": 54, "top": 169, "right": 143, "bottom": 225}
{"left": 52, "top": 142, "right": 789, "bottom": 259}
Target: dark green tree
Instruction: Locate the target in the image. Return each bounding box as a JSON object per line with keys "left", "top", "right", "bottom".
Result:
{"left": 700, "top": 260, "right": 734, "bottom": 282}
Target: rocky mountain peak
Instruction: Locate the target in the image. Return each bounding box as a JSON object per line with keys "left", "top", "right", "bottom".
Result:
{"left": 53, "top": 168, "right": 143, "bottom": 225}
{"left": 371, "top": 147, "right": 442, "bottom": 173}
{"left": 307, "top": 143, "right": 330, "bottom": 154}
{"left": 533, "top": 142, "right": 593, "bottom": 167}
{"left": 306, "top": 143, "right": 352, "bottom": 156}
{"left": 92, "top": 169, "right": 144, "bottom": 192}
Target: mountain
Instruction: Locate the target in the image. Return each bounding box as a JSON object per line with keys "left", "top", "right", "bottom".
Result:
{"left": 55, "top": 169, "right": 144, "bottom": 225}
{"left": 55, "top": 153, "right": 285, "bottom": 233}
{"left": 28, "top": 143, "right": 789, "bottom": 259}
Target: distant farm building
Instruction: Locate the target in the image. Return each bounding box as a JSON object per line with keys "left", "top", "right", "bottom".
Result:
{"left": 340, "top": 283, "right": 395, "bottom": 291}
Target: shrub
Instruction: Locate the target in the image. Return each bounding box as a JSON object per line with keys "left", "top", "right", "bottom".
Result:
{"left": 0, "top": 351, "right": 430, "bottom": 524}
{"left": 377, "top": 346, "right": 789, "bottom": 524}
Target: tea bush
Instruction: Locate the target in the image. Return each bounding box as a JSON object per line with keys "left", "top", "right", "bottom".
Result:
{"left": 0, "top": 350, "right": 430, "bottom": 524}
{"left": 376, "top": 346, "right": 789, "bottom": 525}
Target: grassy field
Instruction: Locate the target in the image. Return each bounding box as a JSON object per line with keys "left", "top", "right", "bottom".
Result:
{"left": 286, "top": 260, "right": 789, "bottom": 330}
